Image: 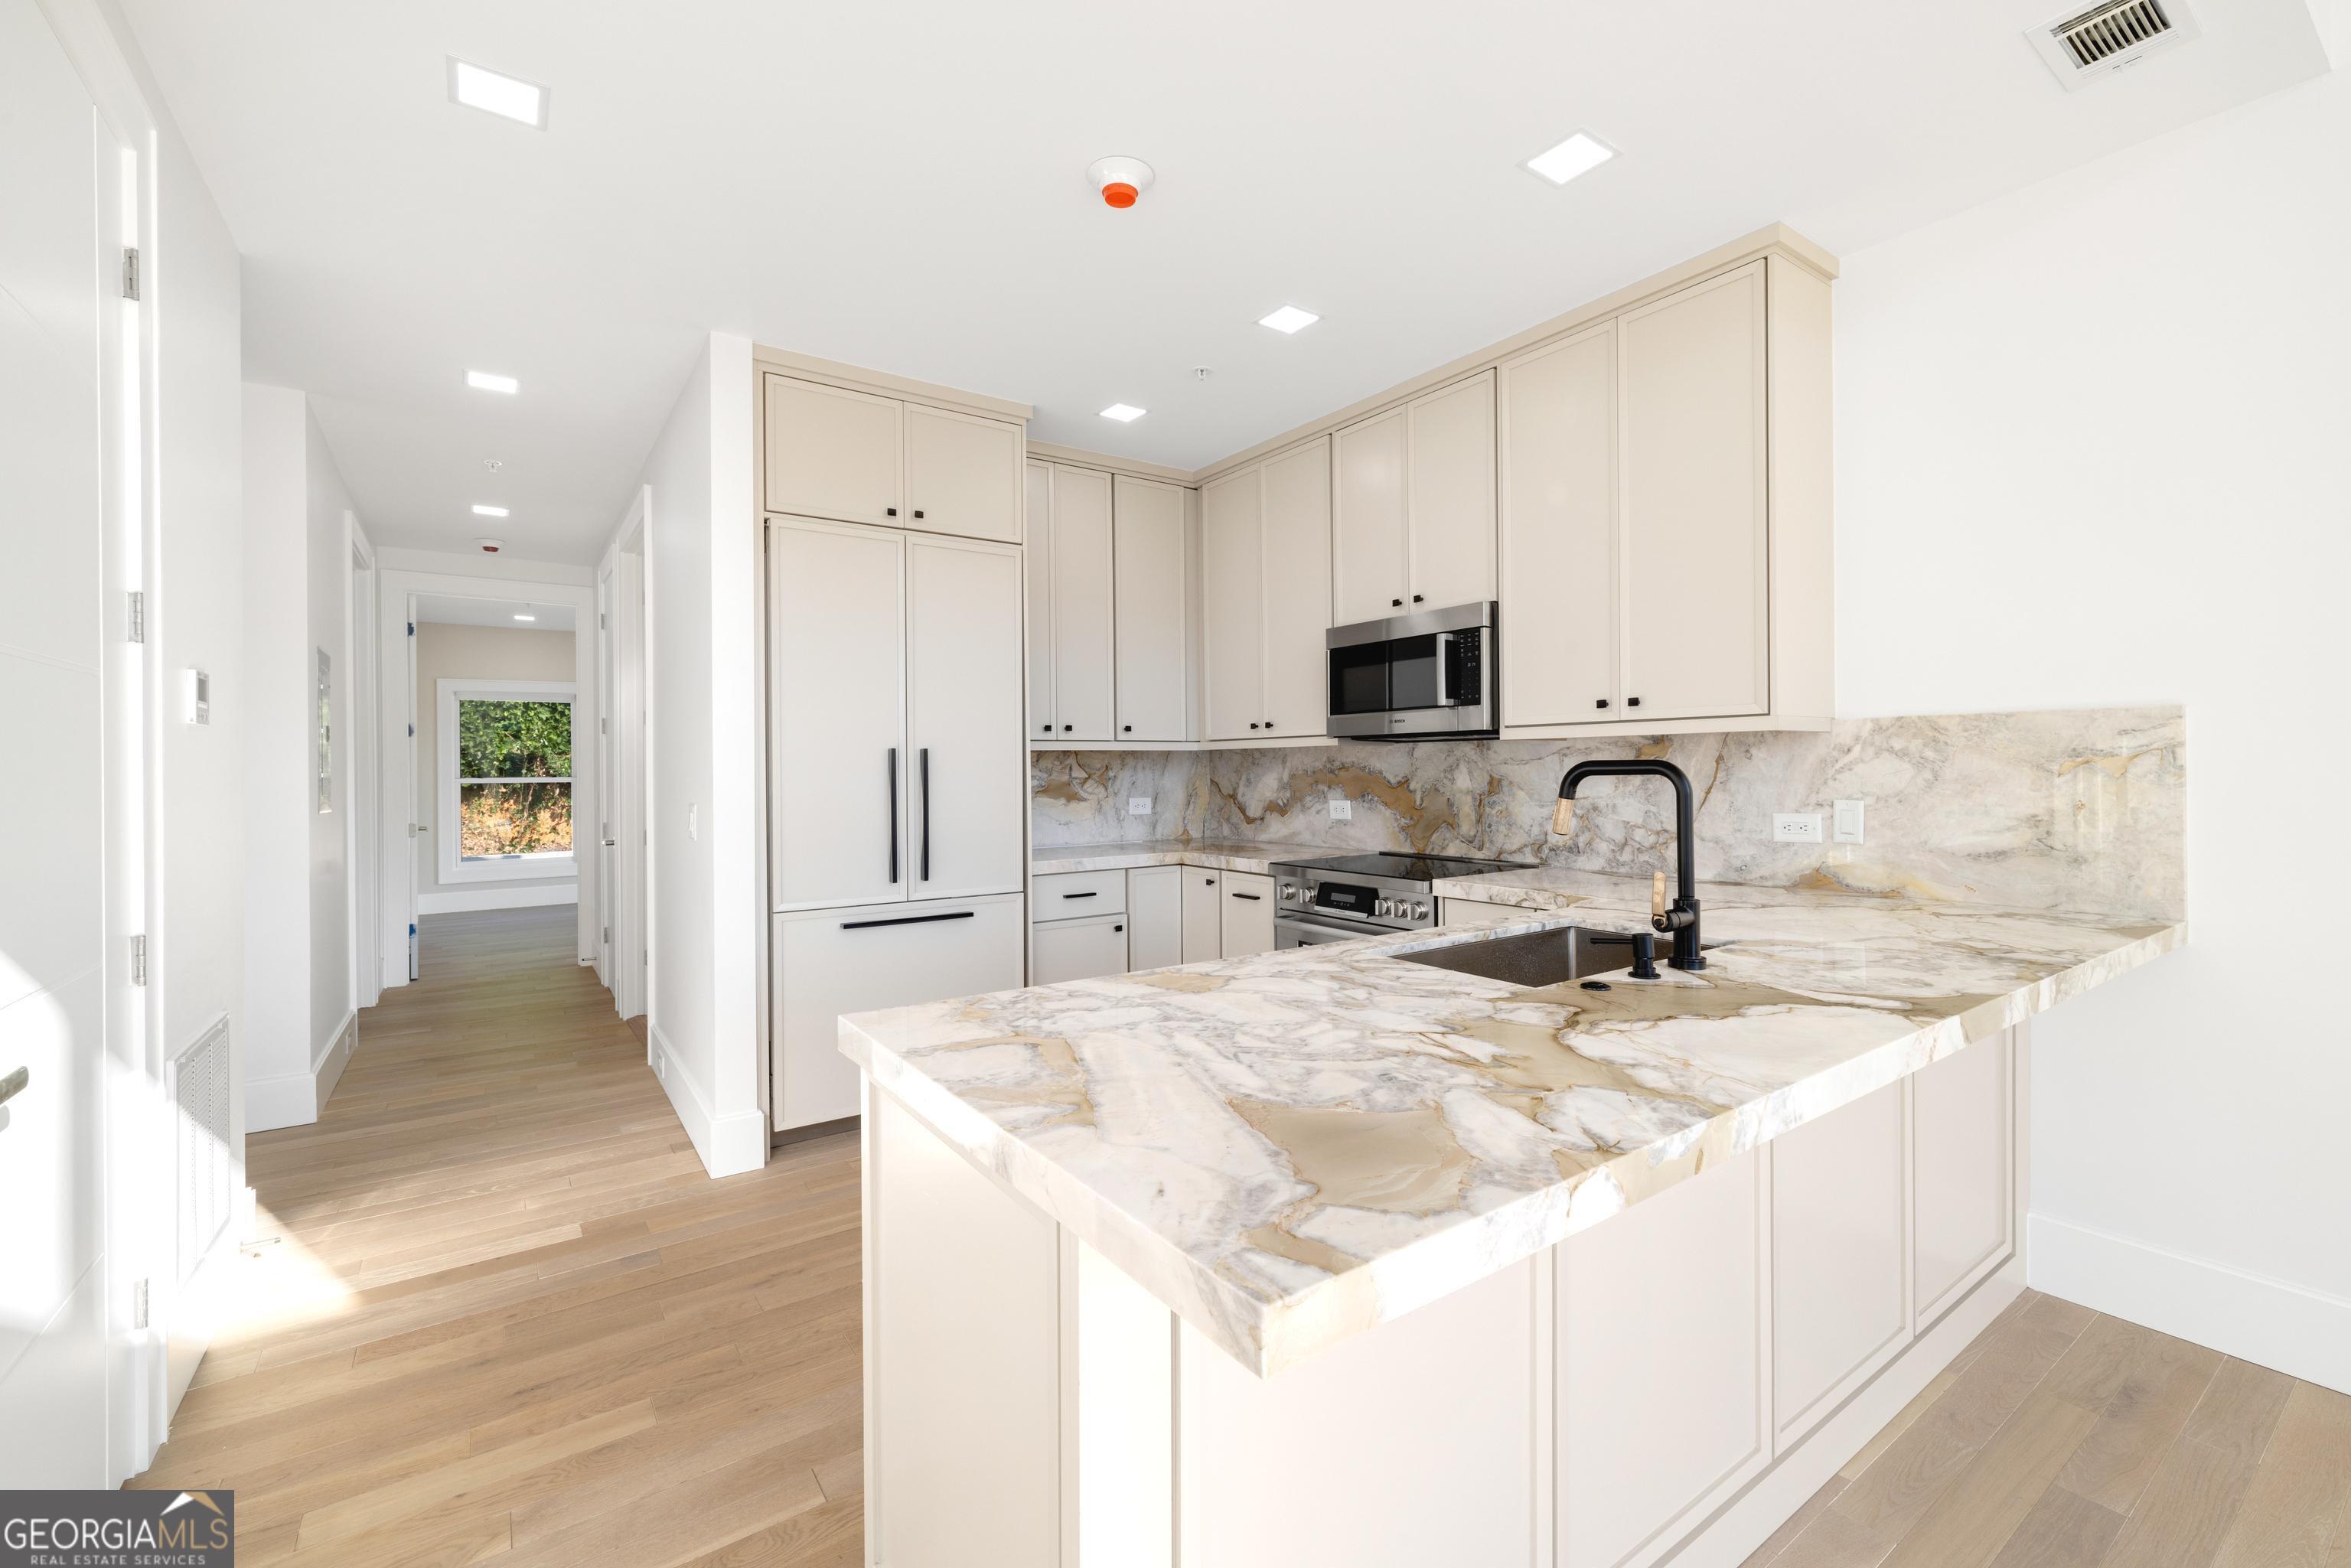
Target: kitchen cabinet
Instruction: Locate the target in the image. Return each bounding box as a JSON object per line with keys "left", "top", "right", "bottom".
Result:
{"left": 1181, "top": 870, "right": 1224, "bottom": 963}
{"left": 771, "top": 894, "right": 1024, "bottom": 1130}
{"left": 1113, "top": 476, "right": 1189, "bottom": 742}
{"left": 1027, "top": 461, "right": 1115, "bottom": 742}
{"left": 1772, "top": 1081, "right": 1908, "bottom": 1450}
{"left": 763, "top": 372, "right": 1022, "bottom": 543}
{"left": 1498, "top": 322, "right": 1618, "bottom": 725}
{"left": 1332, "top": 370, "right": 1495, "bottom": 626}
{"left": 768, "top": 517, "right": 1025, "bottom": 914}
{"left": 1126, "top": 865, "right": 1184, "bottom": 970}
{"left": 1220, "top": 870, "right": 1276, "bottom": 957}
{"left": 1914, "top": 1028, "right": 2012, "bottom": 1329}
{"left": 1032, "top": 912, "right": 1129, "bottom": 986}
{"left": 1202, "top": 437, "right": 1331, "bottom": 742}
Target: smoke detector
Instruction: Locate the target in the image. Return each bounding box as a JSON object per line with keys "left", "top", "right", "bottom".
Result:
{"left": 1086, "top": 156, "right": 1155, "bottom": 209}
{"left": 2028, "top": 0, "right": 2199, "bottom": 87}
{"left": 473, "top": 537, "right": 504, "bottom": 554}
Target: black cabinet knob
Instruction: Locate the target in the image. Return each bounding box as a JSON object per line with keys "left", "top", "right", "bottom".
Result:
{"left": 1391, "top": 598, "right": 1403, "bottom": 608}
{"left": 1249, "top": 722, "right": 1260, "bottom": 730}
{"left": 1041, "top": 723, "right": 1052, "bottom": 732}
{"left": 1114, "top": 924, "right": 1123, "bottom": 933}
{"left": 1412, "top": 594, "right": 1424, "bottom": 603}
{"left": 1626, "top": 696, "right": 1642, "bottom": 708}
{"left": 1063, "top": 723, "right": 1074, "bottom": 732}
{"left": 886, "top": 507, "right": 898, "bottom": 517}
{"left": 1595, "top": 699, "right": 1610, "bottom": 709}
{"left": 1264, "top": 719, "right": 1273, "bottom": 728}
{"left": 913, "top": 509, "right": 925, "bottom": 519}
{"left": 1122, "top": 725, "right": 1132, "bottom": 732}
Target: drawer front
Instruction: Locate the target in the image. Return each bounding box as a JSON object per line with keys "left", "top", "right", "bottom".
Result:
{"left": 1031, "top": 913, "right": 1130, "bottom": 986}
{"left": 1034, "top": 868, "right": 1128, "bottom": 919}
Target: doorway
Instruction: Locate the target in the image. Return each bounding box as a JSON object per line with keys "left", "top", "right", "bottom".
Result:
{"left": 597, "top": 487, "right": 651, "bottom": 1025}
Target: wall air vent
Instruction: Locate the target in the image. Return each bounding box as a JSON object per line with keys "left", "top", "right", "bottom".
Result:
{"left": 2030, "top": 0, "right": 2199, "bottom": 87}
{"left": 173, "top": 1017, "right": 235, "bottom": 1283}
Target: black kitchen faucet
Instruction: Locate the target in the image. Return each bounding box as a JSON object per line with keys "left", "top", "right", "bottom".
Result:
{"left": 1551, "top": 758, "right": 1707, "bottom": 972}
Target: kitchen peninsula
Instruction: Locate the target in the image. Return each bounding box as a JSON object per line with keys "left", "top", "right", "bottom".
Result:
{"left": 842, "top": 860, "right": 2183, "bottom": 1567}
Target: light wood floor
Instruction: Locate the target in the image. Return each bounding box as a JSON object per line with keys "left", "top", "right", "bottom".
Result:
{"left": 131, "top": 909, "right": 2348, "bottom": 1568}
{"left": 1743, "top": 1289, "right": 2351, "bottom": 1568}
{"left": 130, "top": 906, "right": 864, "bottom": 1567}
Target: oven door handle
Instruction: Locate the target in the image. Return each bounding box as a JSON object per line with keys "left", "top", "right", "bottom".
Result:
{"left": 1434, "top": 631, "right": 1453, "bottom": 706}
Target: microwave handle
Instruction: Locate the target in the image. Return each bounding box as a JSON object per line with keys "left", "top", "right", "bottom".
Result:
{"left": 1434, "top": 631, "right": 1453, "bottom": 706}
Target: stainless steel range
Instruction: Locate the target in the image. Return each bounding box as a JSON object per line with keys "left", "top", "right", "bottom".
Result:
{"left": 1270, "top": 851, "right": 1537, "bottom": 948}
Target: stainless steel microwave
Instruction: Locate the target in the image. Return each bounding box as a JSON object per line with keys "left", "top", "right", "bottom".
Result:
{"left": 1325, "top": 601, "right": 1498, "bottom": 739}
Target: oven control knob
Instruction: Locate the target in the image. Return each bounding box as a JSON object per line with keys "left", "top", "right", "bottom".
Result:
{"left": 1279, "top": 883, "right": 1299, "bottom": 903}
{"left": 1374, "top": 897, "right": 1394, "bottom": 920}
{"left": 1407, "top": 900, "right": 1430, "bottom": 921}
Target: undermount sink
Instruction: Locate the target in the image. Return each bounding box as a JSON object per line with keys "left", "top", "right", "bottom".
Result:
{"left": 1391, "top": 924, "right": 1717, "bottom": 987}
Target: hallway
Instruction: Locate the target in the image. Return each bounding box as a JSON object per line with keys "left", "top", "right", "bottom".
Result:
{"left": 129, "top": 907, "right": 862, "bottom": 1566}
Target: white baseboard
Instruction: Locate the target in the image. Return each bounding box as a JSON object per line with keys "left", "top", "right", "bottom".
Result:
{"left": 417, "top": 882, "right": 579, "bottom": 914}
{"left": 245, "top": 1070, "right": 316, "bottom": 1132}
{"left": 311, "top": 1009, "right": 356, "bottom": 1109}
{"left": 2030, "top": 1212, "right": 2351, "bottom": 1395}
{"left": 649, "top": 1020, "right": 767, "bottom": 1179}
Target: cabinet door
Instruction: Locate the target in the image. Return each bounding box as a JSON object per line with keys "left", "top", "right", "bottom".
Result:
{"left": 1260, "top": 437, "right": 1332, "bottom": 739}
{"left": 1221, "top": 870, "right": 1276, "bottom": 957}
{"left": 1332, "top": 408, "right": 1410, "bottom": 625}
{"left": 908, "top": 535, "right": 1027, "bottom": 901}
{"left": 1126, "top": 865, "right": 1184, "bottom": 971}
{"left": 1114, "top": 475, "right": 1189, "bottom": 742}
{"left": 1558, "top": 1149, "right": 1766, "bottom": 1568}
{"left": 1500, "top": 326, "right": 1618, "bottom": 726}
{"left": 763, "top": 373, "right": 903, "bottom": 526}
{"left": 1023, "top": 461, "right": 1055, "bottom": 738}
{"left": 1047, "top": 465, "right": 1115, "bottom": 743}
{"left": 1032, "top": 913, "right": 1130, "bottom": 986}
{"left": 1406, "top": 370, "right": 1496, "bottom": 611}
{"left": 1772, "top": 1082, "right": 1908, "bottom": 1451}
{"left": 1619, "top": 262, "right": 1769, "bottom": 722}
{"left": 1180, "top": 870, "right": 1223, "bottom": 963}
{"left": 768, "top": 518, "right": 906, "bottom": 910}
{"left": 1914, "top": 1031, "right": 2012, "bottom": 1329}
{"left": 773, "top": 896, "right": 1025, "bottom": 1130}
{"left": 905, "top": 403, "right": 1024, "bottom": 544}
{"left": 1202, "top": 468, "right": 1265, "bottom": 742}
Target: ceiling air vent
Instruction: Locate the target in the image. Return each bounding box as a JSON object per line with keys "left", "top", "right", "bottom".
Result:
{"left": 2030, "top": 0, "right": 2200, "bottom": 87}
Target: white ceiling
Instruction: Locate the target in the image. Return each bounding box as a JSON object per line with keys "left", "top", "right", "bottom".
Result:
{"left": 413, "top": 592, "right": 575, "bottom": 632}
{"left": 123, "top": 0, "right": 2330, "bottom": 562}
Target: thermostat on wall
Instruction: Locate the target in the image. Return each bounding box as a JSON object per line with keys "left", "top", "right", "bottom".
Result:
{"left": 181, "top": 668, "right": 210, "bottom": 724}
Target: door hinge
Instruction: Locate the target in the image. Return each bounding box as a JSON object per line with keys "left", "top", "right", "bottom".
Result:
{"left": 127, "top": 590, "right": 145, "bottom": 644}
{"left": 407, "top": 621, "right": 415, "bottom": 636}
{"left": 601, "top": 716, "right": 608, "bottom": 735}
{"left": 122, "top": 246, "right": 140, "bottom": 300}
{"left": 599, "top": 611, "right": 607, "bottom": 628}
{"left": 130, "top": 934, "right": 148, "bottom": 986}
{"left": 132, "top": 1276, "right": 149, "bottom": 1330}
{"left": 406, "top": 722, "right": 414, "bottom": 737}
{"left": 602, "top": 925, "right": 610, "bottom": 944}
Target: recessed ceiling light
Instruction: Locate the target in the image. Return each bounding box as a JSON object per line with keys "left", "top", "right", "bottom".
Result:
{"left": 472, "top": 504, "right": 509, "bottom": 517}
{"left": 1258, "top": 305, "right": 1320, "bottom": 334}
{"left": 466, "top": 370, "right": 518, "bottom": 394}
{"left": 1524, "top": 131, "right": 1616, "bottom": 186}
{"left": 513, "top": 613, "right": 536, "bottom": 622}
{"left": 1100, "top": 403, "right": 1146, "bottom": 422}
{"left": 448, "top": 58, "right": 548, "bottom": 129}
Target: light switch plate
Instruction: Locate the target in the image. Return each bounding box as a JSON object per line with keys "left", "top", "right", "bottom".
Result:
{"left": 1834, "top": 799, "right": 1866, "bottom": 844}
{"left": 1329, "top": 797, "right": 1353, "bottom": 820}
{"left": 1128, "top": 797, "right": 1153, "bottom": 816}
{"left": 1772, "top": 812, "right": 1824, "bottom": 844}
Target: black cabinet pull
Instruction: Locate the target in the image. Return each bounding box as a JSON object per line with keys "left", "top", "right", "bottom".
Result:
{"left": 1412, "top": 594, "right": 1424, "bottom": 603}
{"left": 1595, "top": 699, "right": 1610, "bottom": 709}
{"left": 1264, "top": 719, "right": 1273, "bottom": 728}
{"left": 1041, "top": 722, "right": 1052, "bottom": 733}
{"left": 1231, "top": 892, "right": 1262, "bottom": 901}
{"left": 1391, "top": 598, "right": 1403, "bottom": 607}
{"left": 886, "top": 507, "right": 898, "bottom": 517}
{"left": 840, "top": 909, "right": 975, "bottom": 931}
{"left": 1113, "top": 924, "right": 1123, "bottom": 933}
{"left": 913, "top": 509, "right": 926, "bottom": 519}
{"left": 1627, "top": 696, "right": 1642, "bottom": 708}
{"left": 1249, "top": 722, "right": 1260, "bottom": 730}
{"left": 1063, "top": 723, "right": 1074, "bottom": 732}
{"left": 1122, "top": 724, "right": 1133, "bottom": 732}
{"left": 1202, "top": 877, "right": 1216, "bottom": 885}
{"left": 886, "top": 747, "right": 898, "bottom": 884}
{"left": 1061, "top": 891, "right": 1098, "bottom": 899}
{"left": 919, "top": 747, "right": 931, "bottom": 882}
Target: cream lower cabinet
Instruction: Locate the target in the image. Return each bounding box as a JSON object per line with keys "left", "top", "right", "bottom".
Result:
{"left": 1126, "top": 865, "right": 1184, "bottom": 970}
{"left": 1031, "top": 866, "right": 1185, "bottom": 983}
{"left": 1332, "top": 369, "right": 1497, "bottom": 626}
{"left": 1220, "top": 870, "right": 1276, "bottom": 956}
{"left": 1032, "top": 913, "right": 1128, "bottom": 986}
{"left": 771, "top": 896, "right": 1023, "bottom": 1130}
{"left": 1180, "top": 869, "right": 1224, "bottom": 962}
{"left": 1203, "top": 438, "right": 1331, "bottom": 742}
{"left": 763, "top": 372, "right": 1021, "bottom": 543}
{"left": 1772, "top": 1081, "right": 1909, "bottom": 1451}
{"left": 1913, "top": 1025, "right": 2013, "bottom": 1328}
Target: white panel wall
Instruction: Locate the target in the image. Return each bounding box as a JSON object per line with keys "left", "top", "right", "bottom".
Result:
{"left": 1834, "top": 69, "right": 2351, "bottom": 1388}
{"left": 302, "top": 406, "right": 354, "bottom": 1077}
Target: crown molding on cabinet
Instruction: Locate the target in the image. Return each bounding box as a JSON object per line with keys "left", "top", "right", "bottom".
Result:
{"left": 1025, "top": 441, "right": 1198, "bottom": 487}
{"left": 752, "top": 344, "right": 1033, "bottom": 424}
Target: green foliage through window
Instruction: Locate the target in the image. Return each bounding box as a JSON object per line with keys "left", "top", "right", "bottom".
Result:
{"left": 458, "top": 699, "right": 571, "bottom": 779}
{"left": 457, "top": 699, "right": 572, "bottom": 858}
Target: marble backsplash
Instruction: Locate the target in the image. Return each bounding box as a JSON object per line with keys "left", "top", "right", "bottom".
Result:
{"left": 1031, "top": 706, "right": 2185, "bottom": 920}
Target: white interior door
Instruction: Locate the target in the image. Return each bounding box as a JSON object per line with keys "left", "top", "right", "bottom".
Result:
{"left": 768, "top": 518, "right": 908, "bottom": 910}
{"left": 595, "top": 565, "right": 616, "bottom": 987}
{"left": 0, "top": 0, "right": 116, "bottom": 1487}
{"left": 908, "top": 535, "right": 1026, "bottom": 901}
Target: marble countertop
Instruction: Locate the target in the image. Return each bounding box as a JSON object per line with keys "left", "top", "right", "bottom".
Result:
{"left": 841, "top": 868, "right": 2184, "bottom": 1377}
{"left": 1032, "top": 839, "right": 1332, "bottom": 876}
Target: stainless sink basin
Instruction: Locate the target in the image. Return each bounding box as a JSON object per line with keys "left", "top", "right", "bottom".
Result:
{"left": 1391, "top": 924, "right": 1714, "bottom": 987}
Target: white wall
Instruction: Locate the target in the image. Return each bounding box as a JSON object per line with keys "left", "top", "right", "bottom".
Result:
{"left": 1835, "top": 67, "right": 2351, "bottom": 1390}
{"left": 633, "top": 331, "right": 763, "bottom": 1176}
{"left": 303, "top": 406, "right": 354, "bottom": 1074}
{"left": 412, "top": 623, "right": 579, "bottom": 905}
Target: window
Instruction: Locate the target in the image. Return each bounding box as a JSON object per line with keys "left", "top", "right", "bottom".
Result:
{"left": 437, "top": 679, "right": 577, "bottom": 883}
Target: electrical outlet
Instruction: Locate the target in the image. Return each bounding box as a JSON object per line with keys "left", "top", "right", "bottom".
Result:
{"left": 1128, "top": 796, "right": 1153, "bottom": 816}
{"left": 1834, "top": 799, "right": 1866, "bottom": 844}
{"left": 1772, "top": 813, "right": 1824, "bottom": 844}
{"left": 1329, "top": 797, "right": 1352, "bottom": 821}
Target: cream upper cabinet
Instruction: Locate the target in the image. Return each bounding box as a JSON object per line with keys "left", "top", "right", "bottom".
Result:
{"left": 1259, "top": 438, "right": 1332, "bottom": 739}
{"left": 1499, "top": 323, "right": 1618, "bottom": 725}
{"left": 1022, "top": 462, "right": 1055, "bottom": 737}
{"left": 1333, "top": 372, "right": 1495, "bottom": 626}
{"left": 1113, "top": 475, "right": 1189, "bottom": 742}
{"left": 1202, "top": 465, "right": 1267, "bottom": 742}
{"left": 1618, "top": 261, "right": 1769, "bottom": 722}
{"left": 1032, "top": 464, "right": 1114, "bottom": 743}
{"left": 763, "top": 374, "right": 903, "bottom": 526}
{"left": 905, "top": 403, "right": 1024, "bottom": 543}
{"left": 764, "top": 372, "right": 1023, "bottom": 543}
{"left": 1204, "top": 438, "right": 1330, "bottom": 742}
